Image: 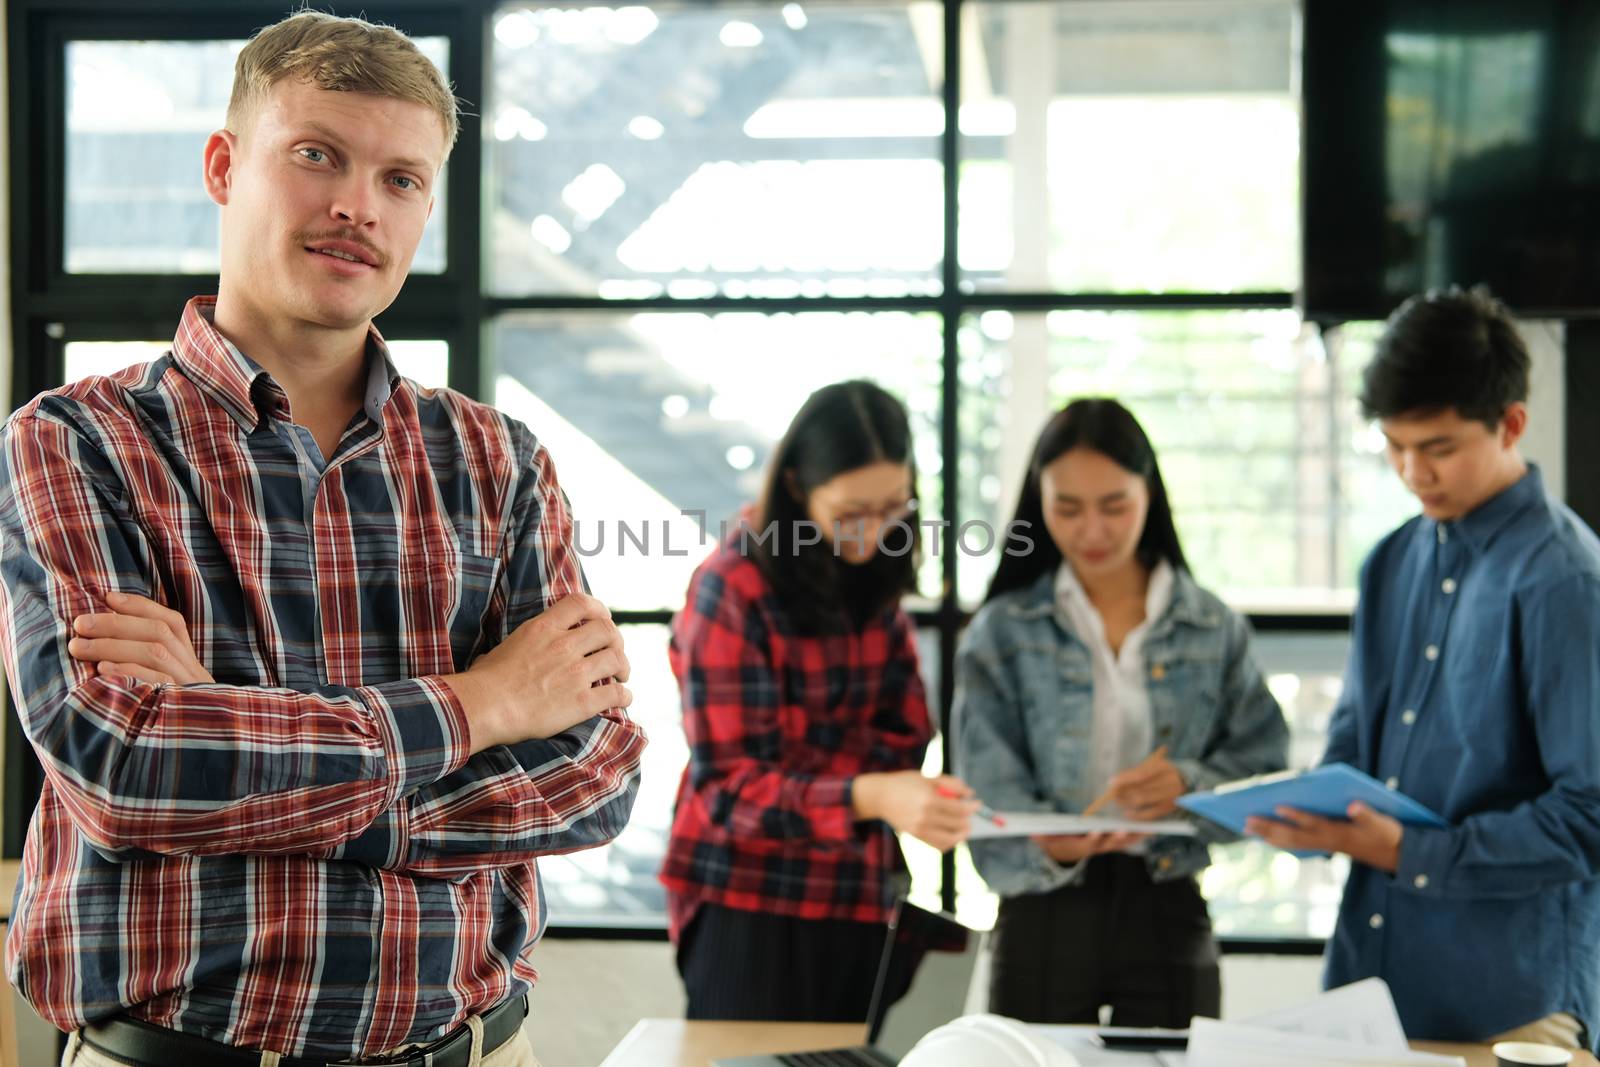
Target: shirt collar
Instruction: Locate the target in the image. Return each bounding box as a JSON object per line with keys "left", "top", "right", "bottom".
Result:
{"left": 170, "top": 296, "right": 401, "bottom": 432}
{"left": 1054, "top": 557, "right": 1176, "bottom": 623}
{"left": 1428, "top": 463, "right": 1544, "bottom": 554}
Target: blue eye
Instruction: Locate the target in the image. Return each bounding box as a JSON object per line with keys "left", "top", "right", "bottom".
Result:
{"left": 392, "top": 176, "right": 418, "bottom": 191}
{"left": 300, "top": 148, "right": 327, "bottom": 163}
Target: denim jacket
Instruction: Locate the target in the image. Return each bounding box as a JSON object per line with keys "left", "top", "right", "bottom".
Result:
{"left": 953, "top": 566, "right": 1288, "bottom": 897}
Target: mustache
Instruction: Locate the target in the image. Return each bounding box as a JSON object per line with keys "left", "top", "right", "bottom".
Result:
{"left": 295, "top": 229, "right": 387, "bottom": 268}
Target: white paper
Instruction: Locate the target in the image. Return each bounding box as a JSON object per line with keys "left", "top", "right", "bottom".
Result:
{"left": 969, "top": 812, "right": 1198, "bottom": 839}
{"left": 1184, "top": 1017, "right": 1464, "bottom": 1067}
{"left": 1180, "top": 981, "right": 1465, "bottom": 1067}
{"left": 1239, "top": 977, "right": 1410, "bottom": 1051}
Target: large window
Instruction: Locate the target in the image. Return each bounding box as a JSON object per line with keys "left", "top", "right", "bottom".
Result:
{"left": 64, "top": 38, "right": 449, "bottom": 275}
{"left": 10, "top": 0, "right": 1425, "bottom": 942}
{"left": 958, "top": 310, "right": 1416, "bottom": 609}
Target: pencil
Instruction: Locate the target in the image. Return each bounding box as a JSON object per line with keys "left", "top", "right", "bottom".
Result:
{"left": 1082, "top": 744, "right": 1169, "bottom": 817}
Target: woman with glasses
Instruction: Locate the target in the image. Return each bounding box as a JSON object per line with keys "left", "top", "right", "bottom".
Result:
{"left": 953, "top": 398, "right": 1288, "bottom": 1027}
{"left": 660, "top": 379, "right": 978, "bottom": 1021}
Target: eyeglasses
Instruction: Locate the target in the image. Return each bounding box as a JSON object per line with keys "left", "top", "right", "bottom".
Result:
{"left": 830, "top": 498, "right": 919, "bottom": 527}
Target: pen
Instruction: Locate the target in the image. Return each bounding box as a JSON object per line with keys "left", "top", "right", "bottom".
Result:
{"left": 937, "top": 784, "right": 1007, "bottom": 827}
{"left": 974, "top": 802, "right": 1007, "bottom": 828}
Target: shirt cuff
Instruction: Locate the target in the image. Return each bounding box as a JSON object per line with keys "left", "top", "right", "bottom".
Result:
{"left": 806, "top": 774, "right": 857, "bottom": 842}
{"left": 360, "top": 676, "right": 473, "bottom": 803}
{"left": 1394, "top": 823, "right": 1449, "bottom": 896}
{"left": 1172, "top": 757, "right": 1225, "bottom": 793}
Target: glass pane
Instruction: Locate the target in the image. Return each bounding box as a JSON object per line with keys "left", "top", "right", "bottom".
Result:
{"left": 1203, "top": 632, "right": 1350, "bottom": 940}
{"left": 387, "top": 339, "right": 450, "bottom": 390}
{"left": 960, "top": 1, "right": 1298, "bottom": 293}
{"left": 64, "top": 340, "right": 170, "bottom": 384}
{"left": 488, "top": 3, "right": 943, "bottom": 298}
{"left": 64, "top": 339, "right": 449, "bottom": 392}
{"left": 538, "top": 622, "right": 680, "bottom": 924}
{"left": 492, "top": 310, "right": 943, "bottom": 611}
{"left": 957, "top": 309, "right": 1417, "bottom": 610}
{"left": 65, "top": 38, "right": 448, "bottom": 274}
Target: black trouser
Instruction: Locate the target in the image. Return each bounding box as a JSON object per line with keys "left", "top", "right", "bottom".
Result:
{"left": 988, "top": 853, "right": 1221, "bottom": 1028}
{"left": 677, "top": 903, "right": 891, "bottom": 1021}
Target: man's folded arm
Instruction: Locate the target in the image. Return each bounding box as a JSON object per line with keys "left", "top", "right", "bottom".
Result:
{"left": 0, "top": 409, "right": 472, "bottom": 861}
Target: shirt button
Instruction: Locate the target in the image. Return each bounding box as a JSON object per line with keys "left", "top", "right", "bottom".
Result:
{"left": 1385, "top": 777, "right": 1399, "bottom": 789}
{"left": 1414, "top": 874, "right": 1429, "bottom": 890}
{"left": 1401, "top": 709, "right": 1418, "bottom": 726}
{"left": 1441, "top": 578, "right": 1457, "bottom": 595}
{"left": 1424, "top": 644, "right": 1440, "bottom": 661}
{"left": 1369, "top": 913, "right": 1385, "bottom": 929}
{"left": 1437, "top": 525, "right": 1448, "bottom": 544}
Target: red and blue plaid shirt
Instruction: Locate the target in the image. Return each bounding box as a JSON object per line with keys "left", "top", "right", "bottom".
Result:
{"left": 0, "top": 297, "right": 645, "bottom": 1057}
{"left": 659, "top": 536, "right": 932, "bottom": 940}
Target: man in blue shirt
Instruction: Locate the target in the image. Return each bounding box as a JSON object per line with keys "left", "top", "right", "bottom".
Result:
{"left": 1247, "top": 287, "right": 1600, "bottom": 1052}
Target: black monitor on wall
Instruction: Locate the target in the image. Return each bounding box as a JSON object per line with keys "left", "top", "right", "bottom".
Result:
{"left": 1302, "top": 0, "right": 1600, "bottom": 321}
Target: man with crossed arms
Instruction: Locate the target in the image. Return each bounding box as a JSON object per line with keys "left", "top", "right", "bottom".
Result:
{"left": 0, "top": 11, "right": 643, "bottom": 1066}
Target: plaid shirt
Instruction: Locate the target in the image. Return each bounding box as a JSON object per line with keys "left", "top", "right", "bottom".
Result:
{"left": 0, "top": 297, "right": 645, "bottom": 1057}
{"left": 659, "top": 535, "right": 932, "bottom": 940}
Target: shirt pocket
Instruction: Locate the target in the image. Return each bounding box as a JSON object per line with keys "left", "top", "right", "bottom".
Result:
{"left": 400, "top": 546, "right": 502, "bottom": 675}
{"left": 447, "top": 550, "right": 502, "bottom": 670}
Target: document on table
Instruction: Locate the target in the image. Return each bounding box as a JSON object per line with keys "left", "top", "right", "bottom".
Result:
{"left": 1175, "top": 979, "right": 1465, "bottom": 1067}
{"left": 968, "top": 812, "right": 1198, "bottom": 839}
{"left": 1241, "top": 977, "right": 1410, "bottom": 1048}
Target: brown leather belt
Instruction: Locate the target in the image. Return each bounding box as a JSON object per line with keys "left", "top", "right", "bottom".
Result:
{"left": 82, "top": 995, "right": 528, "bottom": 1067}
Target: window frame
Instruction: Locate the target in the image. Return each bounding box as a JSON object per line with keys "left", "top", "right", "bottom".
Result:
{"left": 10, "top": 0, "right": 1591, "bottom": 952}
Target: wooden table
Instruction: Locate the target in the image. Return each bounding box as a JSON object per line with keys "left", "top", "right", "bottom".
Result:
{"left": 602, "top": 1020, "right": 1600, "bottom": 1067}
{"left": 1412, "top": 1040, "right": 1597, "bottom": 1067}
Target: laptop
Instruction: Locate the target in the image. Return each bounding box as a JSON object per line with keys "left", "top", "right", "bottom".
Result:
{"left": 714, "top": 898, "right": 981, "bottom": 1067}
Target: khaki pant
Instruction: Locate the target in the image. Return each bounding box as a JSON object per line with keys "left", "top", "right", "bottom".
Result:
{"left": 64, "top": 1019, "right": 542, "bottom": 1067}
{"left": 1485, "top": 1011, "right": 1585, "bottom": 1051}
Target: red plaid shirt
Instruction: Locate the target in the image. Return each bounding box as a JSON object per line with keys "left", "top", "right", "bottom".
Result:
{"left": 0, "top": 298, "right": 645, "bottom": 1057}
{"left": 659, "top": 535, "right": 932, "bottom": 940}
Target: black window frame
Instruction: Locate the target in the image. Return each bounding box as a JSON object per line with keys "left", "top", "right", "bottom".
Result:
{"left": 8, "top": 0, "right": 1595, "bottom": 953}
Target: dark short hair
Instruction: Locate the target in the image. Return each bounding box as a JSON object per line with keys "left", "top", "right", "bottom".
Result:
{"left": 984, "top": 398, "right": 1188, "bottom": 606}
{"left": 1359, "top": 286, "right": 1530, "bottom": 427}
{"left": 752, "top": 380, "right": 920, "bottom": 634}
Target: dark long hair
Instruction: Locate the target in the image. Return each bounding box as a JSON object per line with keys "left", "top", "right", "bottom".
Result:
{"left": 751, "top": 380, "right": 921, "bottom": 634}
{"left": 983, "top": 398, "right": 1188, "bottom": 606}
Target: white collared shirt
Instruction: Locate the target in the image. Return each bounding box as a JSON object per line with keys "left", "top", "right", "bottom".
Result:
{"left": 1053, "top": 559, "right": 1174, "bottom": 820}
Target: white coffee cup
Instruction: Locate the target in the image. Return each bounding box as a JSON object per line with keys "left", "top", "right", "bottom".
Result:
{"left": 1491, "top": 1041, "right": 1574, "bottom": 1067}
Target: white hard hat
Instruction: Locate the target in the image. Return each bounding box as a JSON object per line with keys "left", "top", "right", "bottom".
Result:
{"left": 899, "top": 1014, "right": 1083, "bottom": 1067}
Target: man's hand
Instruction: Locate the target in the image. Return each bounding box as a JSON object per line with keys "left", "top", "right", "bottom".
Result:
{"left": 1099, "top": 750, "right": 1187, "bottom": 820}
{"left": 444, "top": 593, "right": 632, "bottom": 754}
{"left": 1031, "top": 831, "right": 1149, "bottom": 865}
{"left": 1246, "top": 802, "right": 1404, "bottom": 872}
{"left": 67, "top": 591, "right": 215, "bottom": 685}
{"left": 852, "top": 772, "right": 977, "bottom": 852}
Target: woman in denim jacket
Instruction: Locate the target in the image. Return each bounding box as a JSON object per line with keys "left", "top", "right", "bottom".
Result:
{"left": 954, "top": 398, "right": 1288, "bottom": 1027}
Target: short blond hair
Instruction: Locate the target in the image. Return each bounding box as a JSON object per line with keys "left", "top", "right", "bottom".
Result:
{"left": 228, "top": 10, "right": 459, "bottom": 156}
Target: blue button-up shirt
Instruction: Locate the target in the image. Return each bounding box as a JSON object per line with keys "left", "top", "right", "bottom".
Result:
{"left": 1322, "top": 465, "right": 1600, "bottom": 1047}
